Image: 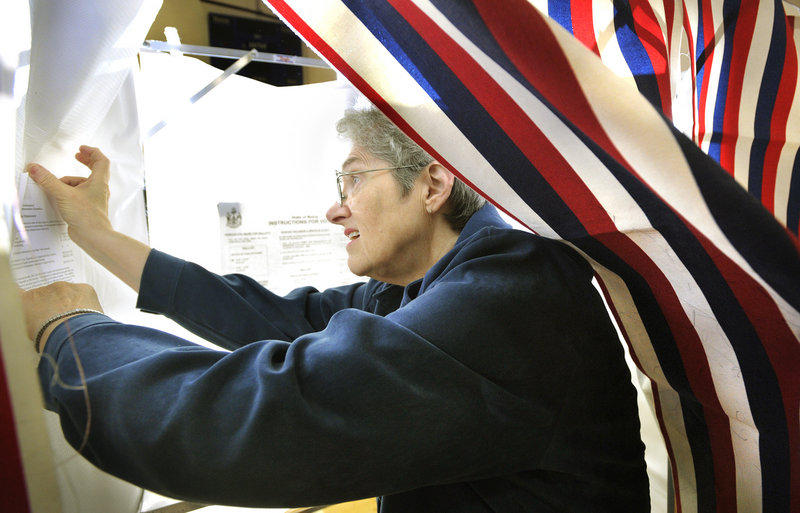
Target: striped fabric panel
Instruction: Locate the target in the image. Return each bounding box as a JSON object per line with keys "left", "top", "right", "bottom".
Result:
{"left": 265, "top": 1, "right": 800, "bottom": 512}
{"left": 539, "top": 0, "right": 800, "bottom": 233}
{"left": 538, "top": 0, "right": 675, "bottom": 116}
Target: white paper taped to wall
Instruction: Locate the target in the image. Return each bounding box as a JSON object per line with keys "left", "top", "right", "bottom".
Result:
{"left": 218, "top": 203, "right": 354, "bottom": 295}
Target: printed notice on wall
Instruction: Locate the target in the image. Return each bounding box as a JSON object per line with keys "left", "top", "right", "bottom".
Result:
{"left": 218, "top": 202, "right": 359, "bottom": 295}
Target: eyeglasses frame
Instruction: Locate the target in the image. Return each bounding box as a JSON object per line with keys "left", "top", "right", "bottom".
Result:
{"left": 335, "top": 166, "right": 415, "bottom": 206}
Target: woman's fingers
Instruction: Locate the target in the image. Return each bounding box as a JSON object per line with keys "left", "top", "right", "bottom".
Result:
{"left": 26, "top": 163, "right": 68, "bottom": 199}
{"left": 75, "top": 145, "right": 110, "bottom": 184}
{"left": 26, "top": 146, "right": 112, "bottom": 234}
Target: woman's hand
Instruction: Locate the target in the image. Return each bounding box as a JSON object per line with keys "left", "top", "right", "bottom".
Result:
{"left": 20, "top": 282, "right": 103, "bottom": 352}
{"left": 27, "top": 145, "right": 113, "bottom": 243}
{"left": 26, "top": 145, "right": 151, "bottom": 293}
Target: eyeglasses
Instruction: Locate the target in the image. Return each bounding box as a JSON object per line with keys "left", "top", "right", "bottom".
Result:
{"left": 335, "top": 166, "right": 414, "bottom": 205}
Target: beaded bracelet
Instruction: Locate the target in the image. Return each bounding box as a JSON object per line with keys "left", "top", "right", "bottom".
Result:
{"left": 34, "top": 309, "right": 103, "bottom": 353}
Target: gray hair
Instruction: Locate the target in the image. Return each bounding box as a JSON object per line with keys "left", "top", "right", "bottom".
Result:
{"left": 335, "top": 106, "right": 484, "bottom": 231}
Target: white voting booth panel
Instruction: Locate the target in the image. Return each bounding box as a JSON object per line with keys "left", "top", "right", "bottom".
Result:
{"left": 7, "top": 1, "right": 158, "bottom": 512}
{"left": 131, "top": 52, "right": 361, "bottom": 349}
{"left": 138, "top": 52, "right": 359, "bottom": 303}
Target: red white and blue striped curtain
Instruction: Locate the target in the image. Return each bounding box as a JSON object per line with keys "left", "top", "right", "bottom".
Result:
{"left": 265, "top": 1, "right": 800, "bottom": 512}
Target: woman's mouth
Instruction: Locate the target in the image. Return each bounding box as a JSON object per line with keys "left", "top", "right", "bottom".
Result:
{"left": 345, "top": 229, "right": 360, "bottom": 246}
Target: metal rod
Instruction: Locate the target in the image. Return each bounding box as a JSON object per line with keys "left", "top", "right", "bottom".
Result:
{"left": 146, "top": 49, "right": 258, "bottom": 138}
{"left": 141, "top": 40, "right": 329, "bottom": 69}
{"left": 187, "top": 48, "right": 257, "bottom": 104}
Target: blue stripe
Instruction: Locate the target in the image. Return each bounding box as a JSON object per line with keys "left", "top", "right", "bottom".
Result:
{"left": 694, "top": 0, "right": 713, "bottom": 165}
{"left": 707, "top": 0, "right": 741, "bottom": 163}
{"left": 748, "top": 1, "right": 785, "bottom": 201}
{"left": 788, "top": 149, "right": 800, "bottom": 234}
{"left": 341, "top": 1, "right": 441, "bottom": 102}
{"left": 612, "top": 0, "right": 664, "bottom": 111}
{"left": 547, "top": 0, "right": 575, "bottom": 35}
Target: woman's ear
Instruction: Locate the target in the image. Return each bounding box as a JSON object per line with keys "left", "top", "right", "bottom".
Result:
{"left": 422, "top": 162, "right": 455, "bottom": 214}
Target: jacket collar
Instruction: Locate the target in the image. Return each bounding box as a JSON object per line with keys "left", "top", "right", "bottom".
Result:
{"left": 456, "top": 203, "right": 510, "bottom": 243}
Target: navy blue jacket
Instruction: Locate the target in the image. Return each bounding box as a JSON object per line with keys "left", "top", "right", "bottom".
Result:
{"left": 39, "top": 204, "right": 649, "bottom": 512}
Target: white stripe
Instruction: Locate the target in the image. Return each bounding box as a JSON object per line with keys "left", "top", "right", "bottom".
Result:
{"left": 592, "top": 0, "right": 641, "bottom": 88}
{"left": 661, "top": 0, "right": 689, "bottom": 117}
{"left": 695, "top": 2, "right": 726, "bottom": 156}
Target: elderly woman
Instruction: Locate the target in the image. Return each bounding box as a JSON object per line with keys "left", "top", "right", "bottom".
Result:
{"left": 22, "top": 107, "right": 649, "bottom": 512}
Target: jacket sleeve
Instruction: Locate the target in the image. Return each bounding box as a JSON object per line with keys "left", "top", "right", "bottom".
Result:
{"left": 39, "top": 232, "right": 641, "bottom": 508}
{"left": 136, "top": 248, "right": 370, "bottom": 350}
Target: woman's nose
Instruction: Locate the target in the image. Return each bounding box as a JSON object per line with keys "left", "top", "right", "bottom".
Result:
{"left": 326, "top": 201, "right": 350, "bottom": 224}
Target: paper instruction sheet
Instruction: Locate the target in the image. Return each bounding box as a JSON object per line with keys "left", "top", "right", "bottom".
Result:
{"left": 219, "top": 202, "right": 354, "bottom": 294}
{"left": 10, "top": 177, "right": 78, "bottom": 289}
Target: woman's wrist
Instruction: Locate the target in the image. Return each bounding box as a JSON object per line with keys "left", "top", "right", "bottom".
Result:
{"left": 35, "top": 309, "right": 103, "bottom": 353}
{"left": 67, "top": 216, "right": 114, "bottom": 248}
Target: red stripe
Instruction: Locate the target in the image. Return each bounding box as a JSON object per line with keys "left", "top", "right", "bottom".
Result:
{"left": 630, "top": 0, "right": 672, "bottom": 116}
{"left": 570, "top": 0, "right": 600, "bottom": 56}
{"left": 718, "top": 3, "right": 758, "bottom": 175}
{"left": 0, "top": 350, "right": 32, "bottom": 513}
{"left": 662, "top": 0, "right": 678, "bottom": 65}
